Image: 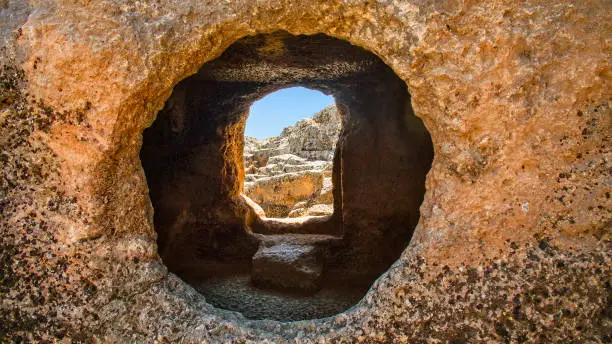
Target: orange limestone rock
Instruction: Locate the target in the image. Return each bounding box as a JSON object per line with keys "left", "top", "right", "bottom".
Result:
{"left": 0, "top": 0, "right": 609, "bottom": 342}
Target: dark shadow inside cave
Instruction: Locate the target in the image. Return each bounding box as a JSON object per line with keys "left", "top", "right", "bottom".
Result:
{"left": 140, "top": 32, "right": 434, "bottom": 321}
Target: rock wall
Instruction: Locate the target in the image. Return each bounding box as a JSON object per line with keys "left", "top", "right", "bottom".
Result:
{"left": 0, "top": 0, "right": 610, "bottom": 342}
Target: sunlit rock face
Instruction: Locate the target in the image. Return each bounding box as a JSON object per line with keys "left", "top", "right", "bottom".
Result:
{"left": 245, "top": 170, "right": 326, "bottom": 217}
{"left": 244, "top": 105, "right": 340, "bottom": 217}
{"left": 1, "top": 0, "right": 610, "bottom": 342}
{"left": 245, "top": 105, "right": 341, "bottom": 163}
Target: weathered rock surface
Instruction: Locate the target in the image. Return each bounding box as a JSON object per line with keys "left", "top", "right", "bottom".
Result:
{"left": 252, "top": 243, "right": 322, "bottom": 292}
{"left": 245, "top": 105, "right": 341, "bottom": 162}
{"left": 305, "top": 204, "right": 333, "bottom": 216}
{"left": 243, "top": 105, "right": 339, "bottom": 217}
{"left": 245, "top": 171, "right": 325, "bottom": 217}
{"left": 0, "top": 0, "right": 610, "bottom": 342}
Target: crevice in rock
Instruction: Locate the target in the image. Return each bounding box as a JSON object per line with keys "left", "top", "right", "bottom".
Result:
{"left": 140, "top": 31, "right": 434, "bottom": 321}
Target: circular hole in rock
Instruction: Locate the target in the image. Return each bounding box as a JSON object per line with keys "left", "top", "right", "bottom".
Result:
{"left": 140, "top": 31, "right": 434, "bottom": 322}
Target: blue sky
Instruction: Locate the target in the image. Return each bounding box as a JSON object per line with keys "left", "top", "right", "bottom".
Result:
{"left": 245, "top": 87, "right": 334, "bottom": 139}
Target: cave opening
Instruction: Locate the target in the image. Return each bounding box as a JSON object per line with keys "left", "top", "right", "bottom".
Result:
{"left": 140, "top": 31, "right": 434, "bottom": 321}
{"left": 243, "top": 86, "right": 339, "bottom": 219}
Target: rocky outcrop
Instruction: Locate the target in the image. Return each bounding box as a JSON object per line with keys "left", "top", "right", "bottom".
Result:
{"left": 243, "top": 105, "right": 340, "bottom": 217}
{"left": 245, "top": 170, "right": 325, "bottom": 217}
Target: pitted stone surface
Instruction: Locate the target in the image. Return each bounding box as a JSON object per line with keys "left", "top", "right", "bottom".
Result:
{"left": 0, "top": 0, "right": 610, "bottom": 343}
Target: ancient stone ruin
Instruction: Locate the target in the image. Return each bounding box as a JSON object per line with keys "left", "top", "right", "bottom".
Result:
{"left": 1, "top": 1, "right": 610, "bottom": 343}
{"left": 243, "top": 104, "right": 340, "bottom": 218}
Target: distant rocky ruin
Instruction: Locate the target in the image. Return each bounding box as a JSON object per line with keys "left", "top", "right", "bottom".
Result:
{"left": 244, "top": 105, "right": 340, "bottom": 218}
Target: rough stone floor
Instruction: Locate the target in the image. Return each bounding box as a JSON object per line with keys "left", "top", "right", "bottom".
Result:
{"left": 184, "top": 269, "right": 369, "bottom": 322}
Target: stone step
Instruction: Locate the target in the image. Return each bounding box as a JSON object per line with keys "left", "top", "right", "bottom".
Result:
{"left": 253, "top": 233, "right": 342, "bottom": 246}
{"left": 252, "top": 242, "right": 323, "bottom": 293}
{"left": 250, "top": 234, "right": 339, "bottom": 293}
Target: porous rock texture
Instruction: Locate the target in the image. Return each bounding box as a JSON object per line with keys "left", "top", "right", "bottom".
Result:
{"left": 244, "top": 105, "right": 340, "bottom": 218}
{"left": 245, "top": 170, "right": 327, "bottom": 218}
{"left": 1, "top": 1, "right": 611, "bottom": 343}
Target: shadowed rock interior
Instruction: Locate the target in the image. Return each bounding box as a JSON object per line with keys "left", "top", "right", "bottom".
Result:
{"left": 139, "top": 32, "right": 433, "bottom": 319}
